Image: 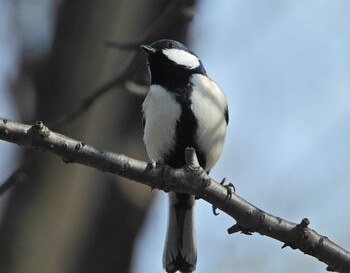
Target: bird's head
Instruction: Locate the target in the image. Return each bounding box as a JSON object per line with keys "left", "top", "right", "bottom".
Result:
{"left": 140, "top": 39, "right": 206, "bottom": 81}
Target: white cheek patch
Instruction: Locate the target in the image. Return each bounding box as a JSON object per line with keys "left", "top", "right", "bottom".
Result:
{"left": 163, "top": 48, "right": 200, "bottom": 69}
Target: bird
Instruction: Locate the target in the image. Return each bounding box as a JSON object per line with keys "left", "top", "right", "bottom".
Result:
{"left": 140, "top": 39, "right": 228, "bottom": 273}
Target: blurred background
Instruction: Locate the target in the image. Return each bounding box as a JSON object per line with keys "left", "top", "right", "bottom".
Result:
{"left": 1, "top": 1, "right": 350, "bottom": 273}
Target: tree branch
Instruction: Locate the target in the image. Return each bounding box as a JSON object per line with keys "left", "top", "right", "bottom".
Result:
{"left": 49, "top": 53, "right": 137, "bottom": 129}
{"left": 1, "top": 118, "right": 349, "bottom": 272}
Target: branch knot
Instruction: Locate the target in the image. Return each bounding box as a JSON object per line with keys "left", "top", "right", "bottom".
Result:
{"left": 28, "top": 121, "right": 50, "bottom": 138}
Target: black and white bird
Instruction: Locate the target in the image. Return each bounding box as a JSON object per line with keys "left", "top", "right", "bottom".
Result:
{"left": 140, "top": 39, "right": 228, "bottom": 273}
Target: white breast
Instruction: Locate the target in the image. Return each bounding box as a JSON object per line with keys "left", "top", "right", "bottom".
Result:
{"left": 190, "top": 74, "right": 228, "bottom": 171}
{"left": 142, "top": 85, "right": 181, "bottom": 160}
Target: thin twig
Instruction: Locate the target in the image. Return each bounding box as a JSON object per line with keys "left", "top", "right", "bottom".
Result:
{"left": 105, "top": 0, "right": 180, "bottom": 50}
{"left": 13, "top": 20, "right": 139, "bottom": 192}
{"left": 0, "top": 53, "right": 137, "bottom": 193}
{"left": 1, "top": 118, "right": 350, "bottom": 273}
{"left": 49, "top": 53, "right": 137, "bottom": 129}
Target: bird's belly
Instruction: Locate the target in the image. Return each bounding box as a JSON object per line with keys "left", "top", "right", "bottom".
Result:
{"left": 190, "top": 75, "right": 228, "bottom": 171}
{"left": 143, "top": 79, "right": 227, "bottom": 172}
{"left": 143, "top": 85, "right": 181, "bottom": 160}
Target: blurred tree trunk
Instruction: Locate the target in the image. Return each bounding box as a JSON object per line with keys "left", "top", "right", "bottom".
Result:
{"left": 0, "top": 1, "right": 196, "bottom": 273}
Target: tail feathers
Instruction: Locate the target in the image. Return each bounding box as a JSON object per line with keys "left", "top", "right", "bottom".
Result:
{"left": 163, "top": 193, "right": 196, "bottom": 273}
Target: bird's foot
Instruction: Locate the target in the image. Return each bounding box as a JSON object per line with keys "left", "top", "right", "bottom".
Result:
{"left": 220, "top": 177, "right": 235, "bottom": 199}
{"left": 212, "top": 178, "right": 235, "bottom": 216}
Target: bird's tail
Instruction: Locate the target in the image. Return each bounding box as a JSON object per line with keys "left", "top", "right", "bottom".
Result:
{"left": 163, "top": 193, "right": 196, "bottom": 273}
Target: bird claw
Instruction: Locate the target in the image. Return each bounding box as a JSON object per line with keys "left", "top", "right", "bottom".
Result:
{"left": 220, "top": 178, "right": 235, "bottom": 200}
{"left": 150, "top": 158, "right": 165, "bottom": 168}
{"left": 212, "top": 178, "right": 235, "bottom": 216}
{"left": 212, "top": 205, "right": 220, "bottom": 216}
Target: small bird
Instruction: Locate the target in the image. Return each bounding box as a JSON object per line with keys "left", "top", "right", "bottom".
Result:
{"left": 141, "top": 39, "right": 228, "bottom": 273}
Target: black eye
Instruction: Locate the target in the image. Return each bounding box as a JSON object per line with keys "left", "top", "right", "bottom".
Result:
{"left": 168, "top": 42, "right": 175, "bottom": 49}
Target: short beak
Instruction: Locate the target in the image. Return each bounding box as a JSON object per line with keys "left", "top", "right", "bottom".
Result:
{"left": 140, "top": 44, "right": 156, "bottom": 55}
